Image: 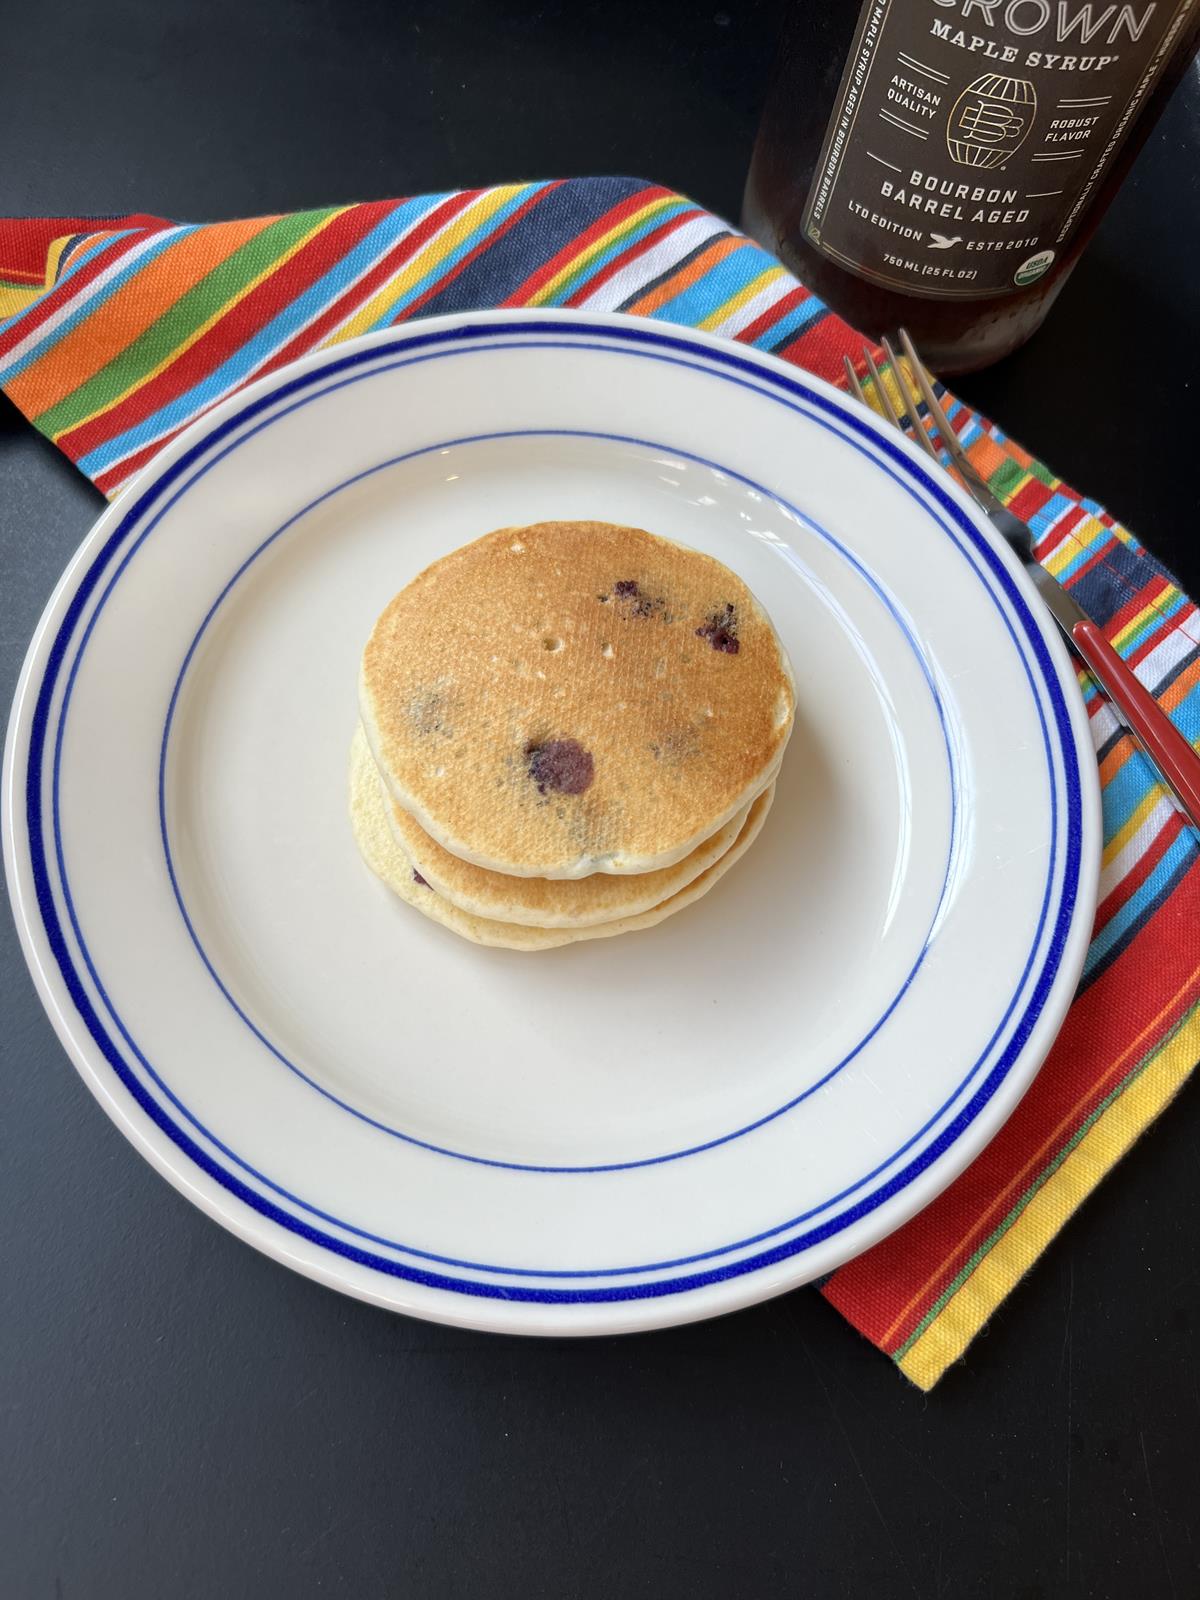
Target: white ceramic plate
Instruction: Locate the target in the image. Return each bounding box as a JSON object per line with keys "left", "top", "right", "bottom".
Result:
{"left": 4, "top": 310, "right": 1100, "bottom": 1334}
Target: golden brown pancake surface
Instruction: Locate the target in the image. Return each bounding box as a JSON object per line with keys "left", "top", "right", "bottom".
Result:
{"left": 360, "top": 520, "right": 794, "bottom": 878}
{"left": 369, "top": 729, "right": 753, "bottom": 928}
{"left": 348, "top": 725, "right": 776, "bottom": 951}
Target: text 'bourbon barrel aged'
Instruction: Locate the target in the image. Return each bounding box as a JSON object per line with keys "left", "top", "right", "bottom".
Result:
{"left": 743, "top": 0, "right": 1200, "bottom": 370}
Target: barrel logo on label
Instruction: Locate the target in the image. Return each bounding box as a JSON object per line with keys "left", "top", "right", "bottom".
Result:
{"left": 946, "top": 74, "right": 1037, "bottom": 170}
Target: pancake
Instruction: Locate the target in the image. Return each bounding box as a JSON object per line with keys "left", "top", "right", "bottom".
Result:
{"left": 360, "top": 520, "right": 794, "bottom": 880}
{"left": 366, "top": 728, "right": 755, "bottom": 928}
{"left": 349, "top": 726, "right": 775, "bottom": 951}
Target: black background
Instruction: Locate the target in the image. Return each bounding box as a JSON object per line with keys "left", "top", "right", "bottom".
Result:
{"left": 3, "top": 4, "right": 1199, "bottom": 1596}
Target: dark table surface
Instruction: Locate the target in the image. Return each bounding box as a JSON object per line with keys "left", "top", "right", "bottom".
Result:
{"left": 4, "top": 4, "right": 1199, "bottom": 1596}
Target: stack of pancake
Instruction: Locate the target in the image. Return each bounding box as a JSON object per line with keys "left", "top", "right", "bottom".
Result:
{"left": 350, "top": 520, "right": 794, "bottom": 951}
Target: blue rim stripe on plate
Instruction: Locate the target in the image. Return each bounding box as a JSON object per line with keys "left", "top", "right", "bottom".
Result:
{"left": 23, "top": 319, "right": 1084, "bottom": 1298}
{"left": 32, "top": 324, "right": 1081, "bottom": 1286}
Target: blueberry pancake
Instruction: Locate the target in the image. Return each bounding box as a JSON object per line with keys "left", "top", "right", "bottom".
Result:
{"left": 348, "top": 725, "right": 776, "bottom": 951}
{"left": 357, "top": 725, "right": 752, "bottom": 929}
{"left": 359, "top": 520, "right": 794, "bottom": 879}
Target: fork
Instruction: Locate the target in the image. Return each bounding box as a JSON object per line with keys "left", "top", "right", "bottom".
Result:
{"left": 845, "top": 329, "right": 1200, "bottom": 834}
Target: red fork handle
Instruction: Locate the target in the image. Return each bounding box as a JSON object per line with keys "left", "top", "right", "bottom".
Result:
{"left": 1072, "top": 619, "right": 1200, "bottom": 832}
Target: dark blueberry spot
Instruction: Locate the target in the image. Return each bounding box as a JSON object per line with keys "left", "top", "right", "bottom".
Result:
{"left": 696, "top": 602, "right": 739, "bottom": 654}
{"left": 525, "top": 738, "right": 595, "bottom": 796}
{"left": 610, "top": 579, "right": 664, "bottom": 618}
{"left": 412, "top": 869, "right": 429, "bottom": 887}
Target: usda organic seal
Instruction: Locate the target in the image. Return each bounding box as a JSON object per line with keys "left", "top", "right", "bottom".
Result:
{"left": 1014, "top": 250, "right": 1056, "bottom": 287}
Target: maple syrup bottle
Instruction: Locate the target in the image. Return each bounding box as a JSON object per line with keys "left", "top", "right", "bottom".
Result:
{"left": 743, "top": 0, "right": 1200, "bottom": 371}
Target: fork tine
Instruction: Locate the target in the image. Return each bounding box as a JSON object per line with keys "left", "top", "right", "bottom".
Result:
{"left": 897, "top": 328, "right": 995, "bottom": 500}
{"left": 842, "top": 355, "right": 868, "bottom": 409}
{"left": 897, "top": 328, "right": 958, "bottom": 457}
{"left": 880, "top": 335, "right": 940, "bottom": 464}
{"left": 862, "top": 346, "right": 906, "bottom": 435}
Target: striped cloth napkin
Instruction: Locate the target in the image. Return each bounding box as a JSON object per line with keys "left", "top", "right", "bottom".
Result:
{"left": 2, "top": 177, "right": 1197, "bottom": 1388}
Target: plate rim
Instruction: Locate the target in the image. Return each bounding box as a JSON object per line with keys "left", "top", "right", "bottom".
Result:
{"left": 2, "top": 307, "right": 1102, "bottom": 1335}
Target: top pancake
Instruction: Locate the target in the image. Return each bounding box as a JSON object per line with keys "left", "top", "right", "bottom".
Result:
{"left": 360, "top": 520, "right": 795, "bottom": 878}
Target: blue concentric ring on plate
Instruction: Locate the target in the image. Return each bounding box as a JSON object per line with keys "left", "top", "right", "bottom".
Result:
{"left": 156, "top": 423, "right": 961, "bottom": 1175}
{"left": 22, "top": 317, "right": 1084, "bottom": 1301}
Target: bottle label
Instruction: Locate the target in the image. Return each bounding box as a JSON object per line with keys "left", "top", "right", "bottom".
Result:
{"left": 802, "top": 0, "right": 1195, "bottom": 298}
